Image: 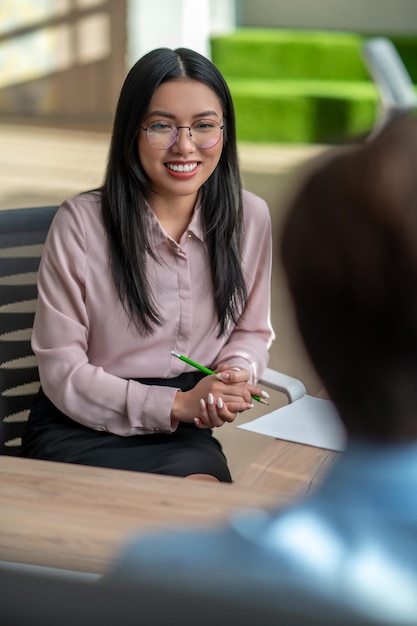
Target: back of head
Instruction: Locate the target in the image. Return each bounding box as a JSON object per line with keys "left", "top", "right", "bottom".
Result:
{"left": 281, "top": 114, "right": 417, "bottom": 441}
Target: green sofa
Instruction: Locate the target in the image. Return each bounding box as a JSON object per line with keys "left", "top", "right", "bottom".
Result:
{"left": 210, "top": 29, "right": 417, "bottom": 144}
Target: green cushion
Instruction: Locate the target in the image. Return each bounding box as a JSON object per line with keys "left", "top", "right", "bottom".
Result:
{"left": 226, "top": 79, "right": 378, "bottom": 143}
{"left": 210, "top": 29, "right": 417, "bottom": 144}
{"left": 211, "top": 29, "right": 370, "bottom": 81}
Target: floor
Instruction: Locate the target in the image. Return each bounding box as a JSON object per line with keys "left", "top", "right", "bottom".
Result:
{"left": 0, "top": 119, "right": 327, "bottom": 479}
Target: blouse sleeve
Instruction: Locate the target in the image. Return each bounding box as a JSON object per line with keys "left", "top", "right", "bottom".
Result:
{"left": 213, "top": 191, "right": 275, "bottom": 383}
{"left": 32, "top": 197, "right": 178, "bottom": 436}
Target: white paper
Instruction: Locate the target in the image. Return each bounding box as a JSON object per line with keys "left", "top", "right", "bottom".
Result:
{"left": 238, "top": 395, "right": 347, "bottom": 452}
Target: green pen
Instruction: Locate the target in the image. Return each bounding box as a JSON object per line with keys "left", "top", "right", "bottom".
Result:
{"left": 171, "top": 351, "right": 269, "bottom": 405}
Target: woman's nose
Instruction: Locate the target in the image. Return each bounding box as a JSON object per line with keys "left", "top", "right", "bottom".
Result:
{"left": 172, "top": 126, "right": 195, "bottom": 152}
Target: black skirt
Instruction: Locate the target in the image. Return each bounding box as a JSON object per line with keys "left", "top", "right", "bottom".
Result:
{"left": 21, "top": 372, "right": 232, "bottom": 482}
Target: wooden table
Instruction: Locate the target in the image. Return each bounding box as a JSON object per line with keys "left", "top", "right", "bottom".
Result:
{"left": 0, "top": 456, "right": 281, "bottom": 574}
{"left": 235, "top": 386, "right": 339, "bottom": 495}
{"left": 236, "top": 439, "right": 338, "bottom": 497}
{"left": 0, "top": 440, "right": 338, "bottom": 575}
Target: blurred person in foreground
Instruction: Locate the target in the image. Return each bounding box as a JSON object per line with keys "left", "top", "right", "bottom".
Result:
{"left": 105, "top": 114, "right": 417, "bottom": 624}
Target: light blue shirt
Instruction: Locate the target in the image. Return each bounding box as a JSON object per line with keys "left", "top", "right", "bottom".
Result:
{"left": 108, "top": 440, "right": 417, "bottom": 624}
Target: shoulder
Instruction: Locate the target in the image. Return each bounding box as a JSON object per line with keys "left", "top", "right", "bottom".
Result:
{"left": 52, "top": 191, "right": 104, "bottom": 231}
{"left": 46, "top": 191, "right": 105, "bottom": 252}
{"left": 241, "top": 189, "right": 271, "bottom": 235}
{"left": 242, "top": 189, "right": 270, "bottom": 222}
{"left": 58, "top": 190, "right": 102, "bottom": 219}
{"left": 242, "top": 189, "right": 269, "bottom": 212}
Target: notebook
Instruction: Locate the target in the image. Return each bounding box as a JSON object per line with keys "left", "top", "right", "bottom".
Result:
{"left": 238, "top": 395, "right": 346, "bottom": 452}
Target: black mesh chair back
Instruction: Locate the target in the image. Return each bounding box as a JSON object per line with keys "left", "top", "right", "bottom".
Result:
{"left": 0, "top": 206, "right": 59, "bottom": 455}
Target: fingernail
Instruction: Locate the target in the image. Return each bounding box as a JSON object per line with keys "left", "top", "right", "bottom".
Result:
{"left": 217, "top": 397, "right": 224, "bottom": 409}
{"left": 261, "top": 390, "right": 270, "bottom": 399}
{"left": 200, "top": 398, "right": 206, "bottom": 410}
{"left": 194, "top": 417, "right": 200, "bottom": 425}
{"left": 247, "top": 403, "right": 254, "bottom": 409}
{"left": 208, "top": 393, "right": 214, "bottom": 405}
{"left": 216, "top": 372, "right": 230, "bottom": 381}
{"left": 231, "top": 367, "right": 241, "bottom": 371}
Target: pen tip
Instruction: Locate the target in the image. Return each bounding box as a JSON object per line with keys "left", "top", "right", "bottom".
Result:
{"left": 259, "top": 398, "right": 269, "bottom": 405}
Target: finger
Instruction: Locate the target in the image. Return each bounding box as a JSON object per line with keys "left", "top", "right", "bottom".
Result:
{"left": 205, "top": 393, "right": 228, "bottom": 428}
{"left": 194, "top": 399, "right": 211, "bottom": 429}
{"left": 215, "top": 396, "right": 238, "bottom": 423}
{"left": 217, "top": 387, "right": 255, "bottom": 407}
{"left": 196, "top": 395, "right": 224, "bottom": 429}
{"left": 224, "top": 399, "right": 254, "bottom": 415}
{"left": 194, "top": 417, "right": 209, "bottom": 429}
{"left": 215, "top": 397, "right": 236, "bottom": 424}
{"left": 215, "top": 369, "right": 249, "bottom": 384}
{"left": 206, "top": 395, "right": 241, "bottom": 426}
{"left": 216, "top": 364, "right": 242, "bottom": 374}
{"left": 245, "top": 386, "right": 270, "bottom": 404}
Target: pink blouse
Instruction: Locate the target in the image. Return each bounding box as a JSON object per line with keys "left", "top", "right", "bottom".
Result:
{"left": 32, "top": 190, "right": 275, "bottom": 436}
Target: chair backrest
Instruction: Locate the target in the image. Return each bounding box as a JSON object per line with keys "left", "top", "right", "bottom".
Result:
{"left": 362, "top": 37, "right": 417, "bottom": 136}
{"left": 0, "top": 206, "right": 59, "bottom": 455}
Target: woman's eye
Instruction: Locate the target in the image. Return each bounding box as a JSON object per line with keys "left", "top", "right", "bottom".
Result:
{"left": 194, "top": 120, "right": 216, "bottom": 130}
{"left": 150, "top": 122, "right": 173, "bottom": 132}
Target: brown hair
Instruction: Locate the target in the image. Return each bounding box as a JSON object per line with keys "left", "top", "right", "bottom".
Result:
{"left": 281, "top": 114, "right": 417, "bottom": 441}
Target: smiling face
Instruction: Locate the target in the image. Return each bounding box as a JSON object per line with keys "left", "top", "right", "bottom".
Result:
{"left": 138, "top": 78, "right": 224, "bottom": 206}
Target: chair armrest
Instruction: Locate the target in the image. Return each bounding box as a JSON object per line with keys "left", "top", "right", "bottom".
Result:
{"left": 259, "top": 367, "right": 307, "bottom": 404}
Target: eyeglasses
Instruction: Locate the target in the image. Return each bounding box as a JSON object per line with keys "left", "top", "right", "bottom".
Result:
{"left": 140, "top": 119, "right": 224, "bottom": 150}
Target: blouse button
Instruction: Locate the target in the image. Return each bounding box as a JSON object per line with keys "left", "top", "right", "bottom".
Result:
{"left": 187, "top": 232, "right": 192, "bottom": 238}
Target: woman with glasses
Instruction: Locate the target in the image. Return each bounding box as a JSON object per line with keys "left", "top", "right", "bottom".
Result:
{"left": 22, "top": 47, "right": 275, "bottom": 482}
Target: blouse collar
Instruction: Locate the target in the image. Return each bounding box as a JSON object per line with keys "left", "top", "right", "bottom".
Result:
{"left": 145, "top": 194, "right": 204, "bottom": 248}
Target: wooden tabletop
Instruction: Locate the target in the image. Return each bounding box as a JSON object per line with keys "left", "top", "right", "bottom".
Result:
{"left": 235, "top": 438, "right": 338, "bottom": 497}
{"left": 0, "top": 456, "right": 284, "bottom": 574}
{"left": 0, "top": 435, "right": 339, "bottom": 575}
{"left": 235, "top": 386, "right": 339, "bottom": 495}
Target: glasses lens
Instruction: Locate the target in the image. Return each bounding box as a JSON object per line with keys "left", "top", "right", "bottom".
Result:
{"left": 146, "top": 121, "right": 177, "bottom": 149}
{"left": 145, "top": 120, "right": 223, "bottom": 149}
{"left": 191, "top": 120, "right": 222, "bottom": 148}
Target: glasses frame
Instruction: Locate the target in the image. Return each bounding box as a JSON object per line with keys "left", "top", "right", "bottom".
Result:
{"left": 140, "top": 119, "right": 224, "bottom": 150}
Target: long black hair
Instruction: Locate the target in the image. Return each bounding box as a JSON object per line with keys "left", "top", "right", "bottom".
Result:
{"left": 102, "top": 47, "right": 247, "bottom": 336}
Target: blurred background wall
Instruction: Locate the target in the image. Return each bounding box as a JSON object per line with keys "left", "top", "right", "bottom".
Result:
{"left": 1, "top": 0, "right": 414, "bottom": 130}
{"left": 238, "top": 0, "right": 417, "bottom": 34}
{"left": 0, "top": 0, "right": 235, "bottom": 129}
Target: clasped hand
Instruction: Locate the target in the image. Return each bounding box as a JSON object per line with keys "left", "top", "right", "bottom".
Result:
{"left": 172, "top": 364, "right": 268, "bottom": 429}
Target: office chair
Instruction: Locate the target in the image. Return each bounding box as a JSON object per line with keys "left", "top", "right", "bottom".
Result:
{"left": 0, "top": 205, "right": 306, "bottom": 455}
{"left": 362, "top": 37, "right": 417, "bottom": 137}
{"left": 0, "top": 206, "right": 58, "bottom": 455}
